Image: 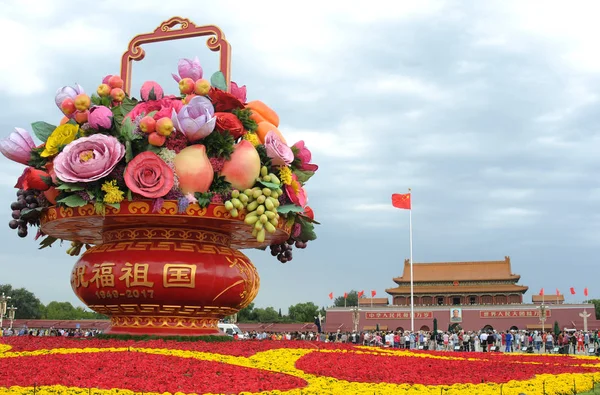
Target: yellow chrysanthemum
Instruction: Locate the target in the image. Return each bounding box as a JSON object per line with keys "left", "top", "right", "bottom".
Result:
{"left": 279, "top": 166, "right": 292, "bottom": 185}
{"left": 101, "top": 180, "right": 124, "bottom": 204}
{"left": 243, "top": 132, "right": 260, "bottom": 147}
{"left": 41, "top": 124, "right": 79, "bottom": 157}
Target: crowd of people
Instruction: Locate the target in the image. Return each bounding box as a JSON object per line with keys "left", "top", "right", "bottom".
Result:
{"left": 2, "top": 325, "right": 600, "bottom": 356}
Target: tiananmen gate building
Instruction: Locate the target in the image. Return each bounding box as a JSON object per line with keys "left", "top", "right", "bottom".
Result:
{"left": 325, "top": 256, "right": 600, "bottom": 333}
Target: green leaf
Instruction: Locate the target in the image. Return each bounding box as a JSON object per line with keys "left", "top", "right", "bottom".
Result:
{"left": 127, "top": 189, "right": 133, "bottom": 201}
{"left": 38, "top": 236, "right": 58, "bottom": 250}
{"left": 100, "top": 96, "right": 112, "bottom": 107}
{"left": 40, "top": 176, "right": 53, "bottom": 187}
{"left": 210, "top": 71, "right": 227, "bottom": 91}
{"left": 94, "top": 201, "right": 105, "bottom": 215}
{"left": 57, "top": 194, "right": 88, "bottom": 208}
{"left": 56, "top": 183, "right": 85, "bottom": 192}
{"left": 106, "top": 202, "right": 120, "bottom": 210}
{"left": 277, "top": 205, "right": 304, "bottom": 215}
{"left": 120, "top": 96, "right": 138, "bottom": 117}
{"left": 202, "top": 130, "right": 235, "bottom": 159}
{"left": 20, "top": 207, "right": 44, "bottom": 221}
{"left": 145, "top": 144, "right": 161, "bottom": 154}
{"left": 91, "top": 94, "right": 102, "bottom": 106}
{"left": 31, "top": 121, "right": 57, "bottom": 143}
{"left": 194, "top": 192, "right": 213, "bottom": 208}
{"left": 125, "top": 141, "right": 133, "bottom": 162}
{"left": 258, "top": 180, "right": 280, "bottom": 190}
{"left": 296, "top": 216, "right": 317, "bottom": 241}
{"left": 148, "top": 87, "right": 156, "bottom": 101}
{"left": 147, "top": 111, "right": 158, "bottom": 118}
{"left": 293, "top": 169, "right": 315, "bottom": 184}
{"left": 66, "top": 119, "right": 78, "bottom": 126}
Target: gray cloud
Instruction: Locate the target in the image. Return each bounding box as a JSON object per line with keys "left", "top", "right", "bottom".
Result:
{"left": 0, "top": 0, "right": 598, "bottom": 313}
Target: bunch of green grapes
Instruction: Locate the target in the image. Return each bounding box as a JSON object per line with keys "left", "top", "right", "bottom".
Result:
{"left": 224, "top": 166, "right": 283, "bottom": 243}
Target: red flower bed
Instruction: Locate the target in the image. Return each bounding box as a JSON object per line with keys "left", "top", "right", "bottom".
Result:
{"left": 295, "top": 350, "right": 600, "bottom": 386}
{"left": 0, "top": 350, "right": 306, "bottom": 393}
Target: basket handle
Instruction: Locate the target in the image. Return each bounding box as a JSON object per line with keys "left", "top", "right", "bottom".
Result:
{"left": 119, "top": 17, "right": 231, "bottom": 96}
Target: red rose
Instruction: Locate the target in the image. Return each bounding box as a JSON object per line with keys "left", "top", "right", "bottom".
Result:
{"left": 209, "top": 88, "right": 244, "bottom": 112}
{"left": 14, "top": 167, "right": 50, "bottom": 191}
{"left": 124, "top": 152, "right": 174, "bottom": 198}
{"left": 126, "top": 96, "right": 183, "bottom": 121}
{"left": 215, "top": 112, "right": 245, "bottom": 139}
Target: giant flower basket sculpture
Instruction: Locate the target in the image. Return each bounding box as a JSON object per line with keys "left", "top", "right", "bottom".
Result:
{"left": 0, "top": 17, "right": 319, "bottom": 336}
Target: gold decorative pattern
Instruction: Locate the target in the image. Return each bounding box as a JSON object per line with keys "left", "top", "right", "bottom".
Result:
{"left": 90, "top": 304, "right": 238, "bottom": 317}
{"left": 102, "top": 228, "right": 230, "bottom": 246}
{"left": 59, "top": 206, "right": 74, "bottom": 218}
{"left": 77, "top": 205, "right": 95, "bottom": 216}
{"left": 226, "top": 256, "right": 260, "bottom": 309}
{"left": 84, "top": 241, "right": 248, "bottom": 256}
{"left": 128, "top": 202, "right": 151, "bottom": 214}
{"left": 111, "top": 315, "right": 220, "bottom": 329}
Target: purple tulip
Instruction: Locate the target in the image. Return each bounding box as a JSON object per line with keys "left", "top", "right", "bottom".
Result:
{"left": 171, "top": 57, "right": 203, "bottom": 82}
{"left": 53, "top": 134, "right": 125, "bottom": 183}
{"left": 171, "top": 96, "right": 216, "bottom": 142}
{"left": 88, "top": 106, "right": 113, "bottom": 130}
{"left": 0, "top": 127, "right": 36, "bottom": 165}
{"left": 55, "top": 84, "right": 84, "bottom": 108}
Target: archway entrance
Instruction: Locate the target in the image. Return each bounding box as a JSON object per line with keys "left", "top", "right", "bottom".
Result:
{"left": 510, "top": 326, "right": 519, "bottom": 331}
{"left": 395, "top": 327, "right": 405, "bottom": 333}
{"left": 449, "top": 323, "right": 461, "bottom": 333}
{"left": 482, "top": 324, "right": 494, "bottom": 332}
{"left": 420, "top": 325, "right": 430, "bottom": 332}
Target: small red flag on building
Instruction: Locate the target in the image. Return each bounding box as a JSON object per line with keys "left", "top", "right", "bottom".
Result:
{"left": 539, "top": 288, "right": 544, "bottom": 296}
{"left": 570, "top": 287, "right": 576, "bottom": 295}
{"left": 391, "top": 193, "right": 411, "bottom": 210}
{"left": 371, "top": 290, "right": 377, "bottom": 297}
{"left": 358, "top": 290, "right": 365, "bottom": 298}
{"left": 584, "top": 287, "right": 589, "bottom": 297}
{"left": 328, "top": 292, "right": 333, "bottom": 300}
{"left": 556, "top": 288, "right": 560, "bottom": 296}
{"left": 344, "top": 292, "right": 348, "bottom": 299}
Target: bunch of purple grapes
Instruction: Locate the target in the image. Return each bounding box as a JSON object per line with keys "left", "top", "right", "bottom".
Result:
{"left": 269, "top": 238, "right": 309, "bottom": 263}
{"left": 8, "top": 189, "right": 41, "bottom": 238}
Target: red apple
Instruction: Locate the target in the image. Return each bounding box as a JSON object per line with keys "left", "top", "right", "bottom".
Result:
{"left": 156, "top": 117, "right": 174, "bottom": 136}
{"left": 194, "top": 79, "right": 211, "bottom": 95}
{"left": 111, "top": 88, "right": 125, "bottom": 102}
{"left": 60, "top": 98, "right": 76, "bottom": 116}
{"left": 108, "top": 75, "right": 124, "bottom": 89}
{"left": 148, "top": 132, "right": 166, "bottom": 147}
{"left": 178, "top": 78, "right": 195, "bottom": 95}
{"left": 219, "top": 140, "right": 261, "bottom": 190}
{"left": 139, "top": 116, "right": 156, "bottom": 134}
{"left": 74, "top": 110, "right": 89, "bottom": 124}
{"left": 97, "top": 84, "right": 111, "bottom": 97}
{"left": 174, "top": 144, "right": 214, "bottom": 194}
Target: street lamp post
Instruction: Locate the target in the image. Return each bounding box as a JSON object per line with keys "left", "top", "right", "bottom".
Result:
{"left": 539, "top": 302, "right": 549, "bottom": 352}
{"left": 7, "top": 306, "right": 17, "bottom": 330}
{"left": 352, "top": 305, "right": 360, "bottom": 333}
{"left": 0, "top": 293, "right": 11, "bottom": 331}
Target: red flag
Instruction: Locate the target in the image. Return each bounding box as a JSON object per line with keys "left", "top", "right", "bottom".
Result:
{"left": 584, "top": 287, "right": 589, "bottom": 297}
{"left": 570, "top": 287, "right": 576, "bottom": 295}
{"left": 556, "top": 289, "right": 560, "bottom": 296}
{"left": 328, "top": 292, "right": 333, "bottom": 300}
{"left": 371, "top": 290, "right": 377, "bottom": 297}
{"left": 539, "top": 288, "right": 544, "bottom": 296}
{"left": 344, "top": 292, "right": 348, "bottom": 299}
{"left": 391, "top": 193, "right": 411, "bottom": 210}
{"left": 358, "top": 290, "right": 365, "bottom": 298}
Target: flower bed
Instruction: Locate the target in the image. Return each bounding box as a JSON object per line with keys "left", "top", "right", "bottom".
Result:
{"left": 1, "top": 338, "right": 600, "bottom": 394}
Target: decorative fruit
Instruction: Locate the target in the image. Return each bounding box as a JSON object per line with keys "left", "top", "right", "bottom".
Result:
{"left": 179, "top": 78, "right": 195, "bottom": 95}
{"left": 59, "top": 116, "right": 69, "bottom": 125}
{"left": 246, "top": 100, "right": 279, "bottom": 127}
{"left": 174, "top": 144, "right": 214, "bottom": 194}
{"left": 60, "top": 98, "right": 76, "bottom": 116}
{"left": 219, "top": 140, "right": 261, "bottom": 190}
{"left": 140, "top": 81, "right": 164, "bottom": 101}
{"left": 73, "top": 110, "right": 89, "bottom": 124}
{"left": 194, "top": 79, "right": 211, "bottom": 95}
{"left": 256, "top": 121, "right": 287, "bottom": 144}
{"left": 148, "top": 132, "right": 166, "bottom": 147}
{"left": 74, "top": 94, "right": 90, "bottom": 111}
{"left": 156, "top": 117, "right": 174, "bottom": 136}
{"left": 110, "top": 88, "right": 125, "bottom": 102}
{"left": 97, "top": 84, "right": 111, "bottom": 97}
{"left": 139, "top": 116, "right": 156, "bottom": 134}
{"left": 107, "top": 75, "right": 124, "bottom": 89}
{"left": 182, "top": 94, "right": 196, "bottom": 105}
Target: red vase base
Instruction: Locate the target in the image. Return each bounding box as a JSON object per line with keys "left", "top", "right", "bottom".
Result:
{"left": 105, "top": 316, "right": 222, "bottom": 336}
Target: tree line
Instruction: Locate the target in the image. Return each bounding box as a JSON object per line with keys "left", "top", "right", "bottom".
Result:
{"left": 0, "top": 284, "right": 106, "bottom": 320}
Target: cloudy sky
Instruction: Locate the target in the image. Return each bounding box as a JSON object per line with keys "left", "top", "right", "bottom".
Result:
{"left": 1, "top": 0, "right": 599, "bottom": 313}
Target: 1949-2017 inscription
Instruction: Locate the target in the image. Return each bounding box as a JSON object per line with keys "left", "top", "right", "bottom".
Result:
{"left": 71, "top": 262, "right": 198, "bottom": 299}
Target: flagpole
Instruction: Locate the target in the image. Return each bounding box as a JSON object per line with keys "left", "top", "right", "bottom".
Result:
{"left": 409, "top": 188, "right": 414, "bottom": 333}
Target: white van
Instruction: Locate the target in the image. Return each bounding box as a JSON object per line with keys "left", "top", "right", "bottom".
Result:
{"left": 218, "top": 323, "right": 245, "bottom": 339}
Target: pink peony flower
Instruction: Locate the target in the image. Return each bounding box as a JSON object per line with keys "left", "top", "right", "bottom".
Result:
{"left": 55, "top": 84, "right": 84, "bottom": 108}
{"left": 53, "top": 134, "right": 125, "bottom": 183}
{"left": 285, "top": 174, "right": 307, "bottom": 207}
{"left": 264, "top": 131, "right": 293, "bottom": 166}
{"left": 140, "top": 81, "right": 164, "bottom": 101}
{"left": 292, "top": 140, "right": 318, "bottom": 172}
{"left": 230, "top": 81, "right": 247, "bottom": 103}
{"left": 0, "top": 127, "right": 36, "bottom": 165}
{"left": 171, "top": 95, "right": 216, "bottom": 142}
{"left": 126, "top": 96, "right": 183, "bottom": 121}
{"left": 87, "top": 106, "right": 113, "bottom": 130}
{"left": 172, "top": 57, "right": 203, "bottom": 82}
